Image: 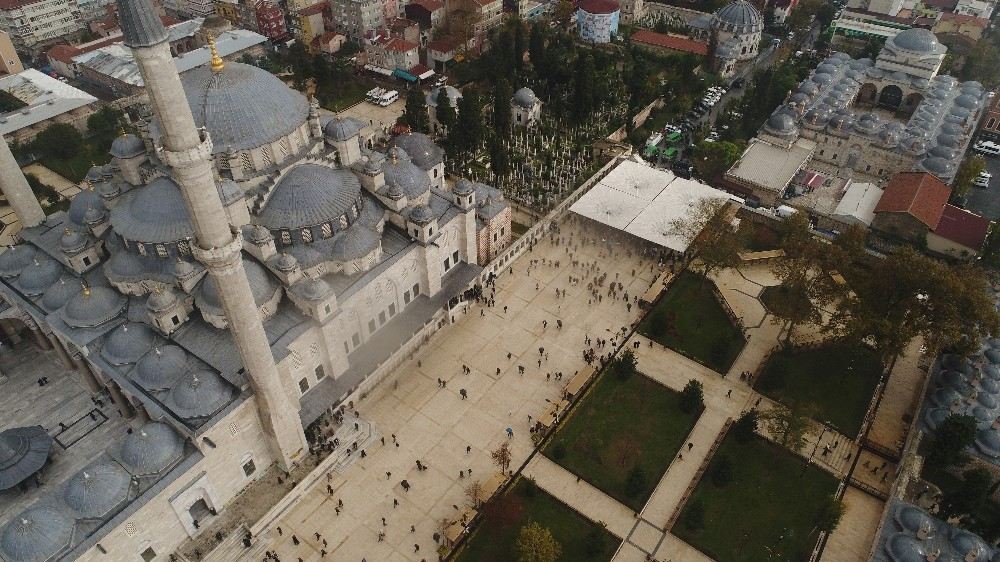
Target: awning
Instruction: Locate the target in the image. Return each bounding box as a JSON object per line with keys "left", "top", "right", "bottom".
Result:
{"left": 393, "top": 68, "right": 417, "bottom": 82}
{"left": 364, "top": 64, "right": 393, "bottom": 76}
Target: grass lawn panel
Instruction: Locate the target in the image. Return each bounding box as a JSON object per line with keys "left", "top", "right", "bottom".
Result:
{"left": 543, "top": 371, "right": 701, "bottom": 511}
{"left": 756, "top": 343, "right": 883, "bottom": 436}
{"left": 455, "top": 478, "right": 619, "bottom": 562}
{"left": 674, "top": 434, "right": 838, "bottom": 562}
{"left": 639, "top": 271, "right": 745, "bottom": 373}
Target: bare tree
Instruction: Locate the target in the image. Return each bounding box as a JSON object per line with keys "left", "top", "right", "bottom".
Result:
{"left": 668, "top": 198, "right": 747, "bottom": 282}
{"left": 491, "top": 441, "right": 512, "bottom": 474}
{"left": 465, "top": 480, "right": 486, "bottom": 508}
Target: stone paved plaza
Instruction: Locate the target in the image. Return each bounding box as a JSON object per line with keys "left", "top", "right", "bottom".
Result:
{"left": 242, "top": 216, "right": 916, "bottom": 562}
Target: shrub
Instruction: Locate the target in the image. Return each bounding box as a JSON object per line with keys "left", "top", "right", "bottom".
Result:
{"left": 733, "top": 409, "right": 759, "bottom": 443}
{"left": 521, "top": 478, "right": 539, "bottom": 499}
{"left": 683, "top": 500, "right": 705, "bottom": 531}
{"left": 679, "top": 379, "right": 704, "bottom": 414}
{"left": 710, "top": 455, "right": 733, "bottom": 487}
{"left": 625, "top": 466, "right": 647, "bottom": 498}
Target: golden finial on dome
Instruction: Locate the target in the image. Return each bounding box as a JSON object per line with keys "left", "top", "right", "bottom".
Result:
{"left": 209, "top": 36, "right": 224, "bottom": 73}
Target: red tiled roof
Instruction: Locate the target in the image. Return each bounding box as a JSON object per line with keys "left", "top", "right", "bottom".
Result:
{"left": 939, "top": 12, "right": 988, "bottom": 28}
{"left": 875, "top": 172, "right": 951, "bottom": 230}
{"left": 409, "top": 63, "right": 432, "bottom": 76}
{"left": 299, "top": 2, "right": 326, "bottom": 16}
{"left": 381, "top": 36, "right": 418, "bottom": 52}
{"left": 427, "top": 36, "right": 462, "bottom": 52}
{"left": 934, "top": 204, "right": 990, "bottom": 251}
{"left": 631, "top": 29, "right": 708, "bottom": 56}
{"left": 579, "top": 0, "right": 619, "bottom": 14}
{"left": 0, "top": 0, "right": 45, "bottom": 10}
{"left": 409, "top": 0, "right": 444, "bottom": 11}
{"left": 46, "top": 35, "right": 120, "bottom": 64}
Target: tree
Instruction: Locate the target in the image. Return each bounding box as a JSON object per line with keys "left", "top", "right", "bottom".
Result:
{"left": 669, "top": 198, "right": 748, "bottom": 282}
{"left": 760, "top": 402, "right": 812, "bottom": 451}
{"left": 583, "top": 527, "right": 606, "bottom": 557}
{"left": 571, "top": 55, "right": 595, "bottom": 124}
{"left": 926, "top": 413, "right": 976, "bottom": 469}
{"left": 953, "top": 156, "right": 986, "bottom": 199}
{"left": 492, "top": 441, "right": 513, "bottom": 474}
{"left": 624, "top": 466, "right": 647, "bottom": 498}
{"left": 610, "top": 349, "right": 637, "bottom": 380}
{"left": 451, "top": 89, "right": 484, "bottom": 158}
{"left": 692, "top": 140, "right": 744, "bottom": 182}
{"left": 679, "top": 379, "right": 704, "bottom": 414}
{"left": 465, "top": 480, "right": 486, "bottom": 508}
{"left": 25, "top": 174, "right": 60, "bottom": 207}
{"left": 946, "top": 469, "right": 993, "bottom": 517}
{"left": 528, "top": 24, "right": 546, "bottom": 66}
{"left": 493, "top": 79, "right": 513, "bottom": 139}
{"left": 961, "top": 40, "right": 1000, "bottom": 88}
{"left": 816, "top": 495, "right": 846, "bottom": 532}
{"left": 86, "top": 106, "right": 124, "bottom": 151}
{"left": 553, "top": 0, "right": 575, "bottom": 25}
{"left": 0, "top": 89, "right": 26, "bottom": 113}
{"left": 33, "top": 123, "right": 83, "bottom": 161}
{"left": 517, "top": 522, "right": 562, "bottom": 562}
{"left": 733, "top": 409, "right": 759, "bottom": 443}
{"left": 404, "top": 88, "right": 429, "bottom": 133}
{"left": 436, "top": 87, "right": 458, "bottom": 134}
{"left": 489, "top": 138, "right": 511, "bottom": 177}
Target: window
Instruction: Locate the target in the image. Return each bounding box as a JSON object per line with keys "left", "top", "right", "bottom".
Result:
{"left": 242, "top": 457, "right": 256, "bottom": 477}
{"left": 344, "top": 341, "right": 350, "bottom": 354}
{"left": 368, "top": 319, "right": 376, "bottom": 333}
{"left": 321, "top": 223, "right": 333, "bottom": 238}
{"left": 324, "top": 304, "right": 331, "bottom": 314}
{"left": 298, "top": 378, "right": 309, "bottom": 393}
{"left": 819, "top": 149, "right": 824, "bottom": 156}
{"left": 389, "top": 303, "right": 396, "bottom": 316}
{"left": 378, "top": 311, "right": 386, "bottom": 325}
{"left": 302, "top": 228, "right": 313, "bottom": 243}
{"left": 493, "top": 232, "right": 498, "bottom": 242}
{"left": 315, "top": 365, "right": 325, "bottom": 379}
{"left": 500, "top": 227, "right": 505, "bottom": 236}
{"left": 433, "top": 168, "right": 438, "bottom": 178}
{"left": 281, "top": 231, "right": 291, "bottom": 245}
{"left": 82, "top": 256, "right": 91, "bottom": 266}
{"left": 443, "top": 257, "right": 450, "bottom": 271}
{"left": 141, "top": 547, "right": 157, "bottom": 562}
{"left": 137, "top": 243, "right": 147, "bottom": 256}
{"left": 156, "top": 244, "right": 167, "bottom": 258}
{"left": 404, "top": 290, "right": 411, "bottom": 304}
{"left": 429, "top": 227, "right": 434, "bottom": 236}
{"left": 989, "top": 118, "right": 997, "bottom": 129}
{"left": 171, "top": 315, "right": 180, "bottom": 325}
{"left": 832, "top": 153, "right": 838, "bottom": 160}
{"left": 865, "top": 165, "right": 871, "bottom": 171}
{"left": 352, "top": 332, "right": 361, "bottom": 346}
{"left": 412, "top": 283, "right": 420, "bottom": 296}
{"left": 452, "top": 250, "right": 459, "bottom": 263}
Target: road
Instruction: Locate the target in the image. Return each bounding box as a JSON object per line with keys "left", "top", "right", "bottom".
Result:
{"left": 964, "top": 154, "right": 1000, "bottom": 220}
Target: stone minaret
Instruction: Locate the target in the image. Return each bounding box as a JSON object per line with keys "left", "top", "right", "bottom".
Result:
{"left": 0, "top": 134, "right": 45, "bottom": 230}
{"left": 117, "top": 0, "right": 306, "bottom": 469}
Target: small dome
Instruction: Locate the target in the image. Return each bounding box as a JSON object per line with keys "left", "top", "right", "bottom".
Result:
{"left": 930, "top": 387, "right": 961, "bottom": 408}
{"left": 453, "top": 179, "right": 475, "bottom": 196}
{"left": 878, "top": 128, "right": 900, "bottom": 148}
{"left": 712, "top": 0, "right": 763, "bottom": 34}
{"left": 924, "top": 407, "right": 950, "bottom": 430}
{"left": 83, "top": 204, "right": 106, "bottom": 225}
{"left": 929, "top": 145, "right": 957, "bottom": 160}
{"left": 273, "top": 252, "right": 298, "bottom": 271}
{"left": 299, "top": 277, "right": 331, "bottom": 301}
{"left": 59, "top": 229, "right": 88, "bottom": 254}
{"left": 101, "top": 322, "right": 157, "bottom": 366}
{"left": 323, "top": 117, "right": 365, "bottom": 142}
{"left": 331, "top": 225, "right": 380, "bottom": 261}
{"left": 16, "top": 257, "right": 63, "bottom": 297}
{"left": 512, "top": 87, "right": 537, "bottom": 108}
{"left": 169, "top": 370, "right": 234, "bottom": 419}
{"left": 146, "top": 287, "right": 178, "bottom": 313}
{"left": 133, "top": 345, "right": 186, "bottom": 390}
{"left": 829, "top": 113, "right": 853, "bottom": 132}
{"left": 383, "top": 154, "right": 431, "bottom": 199}
{"left": 41, "top": 277, "right": 81, "bottom": 311}
{"left": 764, "top": 112, "right": 797, "bottom": 137}
{"left": 900, "top": 136, "right": 928, "bottom": 155}
{"left": 920, "top": 156, "right": 952, "bottom": 177}
{"left": 110, "top": 176, "right": 194, "bottom": 244}
{"left": 363, "top": 151, "right": 385, "bottom": 175}
{"left": 816, "top": 63, "right": 838, "bottom": 75}
{"left": 67, "top": 190, "right": 102, "bottom": 226}
{"left": 955, "top": 93, "right": 980, "bottom": 110}
{"left": 389, "top": 133, "right": 445, "bottom": 171}
{"left": 788, "top": 92, "right": 810, "bottom": 105}
{"left": 257, "top": 164, "right": 362, "bottom": 231}
{"left": 976, "top": 428, "right": 1000, "bottom": 459}
{"left": 196, "top": 259, "right": 278, "bottom": 316}
{"left": 119, "top": 422, "right": 183, "bottom": 476}
{"left": 425, "top": 85, "right": 463, "bottom": 108}
{"left": 940, "top": 123, "right": 964, "bottom": 136}
{"left": 951, "top": 530, "right": 990, "bottom": 561}
{"left": 409, "top": 204, "right": 435, "bottom": 225}
{"left": 173, "top": 259, "right": 196, "bottom": 279}
{"left": 64, "top": 461, "right": 131, "bottom": 518}
{"left": 886, "top": 533, "right": 928, "bottom": 562}
{"left": 890, "top": 27, "right": 941, "bottom": 54}
{"left": 812, "top": 73, "right": 834, "bottom": 85}
{"left": 796, "top": 82, "right": 818, "bottom": 96}
{"left": 105, "top": 251, "right": 146, "bottom": 280}
{"left": 63, "top": 286, "right": 127, "bottom": 329}
{"left": 896, "top": 505, "right": 935, "bottom": 534}
{"left": 247, "top": 224, "right": 272, "bottom": 245}
{"left": 110, "top": 133, "right": 145, "bottom": 159}
{"left": 0, "top": 506, "right": 74, "bottom": 562}
{"left": 0, "top": 245, "right": 37, "bottom": 278}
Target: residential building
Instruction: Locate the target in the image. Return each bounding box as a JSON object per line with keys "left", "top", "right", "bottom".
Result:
{"left": 292, "top": 1, "right": 327, "bottom": 45}
{"left": 425, "top": 35, "right": 461, "bottom": 72}
{"left": 328, "top": 0, "right": 385, "bottom": 42}
{"left": 255, "top": 1, "right": 287, "bottom": 42}
{"left": 0, "top": 68, "right": 97, "bottom": 142}
{"left": 954, "top": 0, "right": 997, "bottom": 18}
{"left": 933, "top": 12, "right": 989, "bottom": 44}
{"left": 0, "top": 0, "right": 84, "bottom": 55}
{"left": 404, "top": 0, "right": 445, "bottom": 33}
{"left": 772, "top": 0, "right": 797, "bottom": 23}
{"left": 978, "top": 89, "right": 1000, "bottom": 142}
{"left": 364, "top": 34, "right": 418, "bottom": 72}
{"left": 311, "top": 30, "right": 346, "bottom": 54}
{"left": 630, "top": 29, "right": 708, "bottom": 58}
{"left": 0, "top": 29, "right": 22, "bottom": 74}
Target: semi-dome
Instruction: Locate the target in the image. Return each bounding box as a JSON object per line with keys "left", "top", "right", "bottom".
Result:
{"left": 356, "top": 193, "right": 385, "bottom": 228}
{"left": 0, "top": 506, "right": 73, "bottom": 562}
{"left": 146, "top": 287, "right": 177, "bottom": 313}
{"left": 977, "top": 428, "right": 1000, "bottom": 459}
{"left": 101, "top": 322, "right": 157, "bottom": 365}
{"left": 64, "top": 461, "right": 131, "bottom": 518}
{"left": 425, "top": 85, "right": 462, "bottom": 108}
{"left": 119, "top": 422, "right": 183, "bottom": 476}
{"left": 257, "top": 164, "right": 362, "bottom": 231}
{"left": 409, "top": 204, "right": 435, "bottom": 225}
{"left": 16, "top": 257, "right": 63, "bottom": 297}
{"left": 331, "top": 225, "right": 380, "bottom": 261}
{"left": 389, "top": 133, "right": 445, "bottom": 170}
{"left": 889, "top": 27, "right": 941, "bottom": 54}
{"left": 196, "top": 258, "right": 278, "bottom": 316}
{"left": 298, "top": 277, "right": 332, "bottom": 301}
{"left": 110, "top": 176, "right": 194, "bottom": 244}
{"left": 62, "top": 286, "right": 127, "bottom": 329}
{"left": 105, "top": 251, "right": 146, "bottom": 281}
{"left": 67, "top": 190, "right": 102, "bottom": 226}
{"left": 323, "top": 116, "right": 365, "bottom": 142}
{"left": 41, "top": 277, "right": 81, "bottom": 311}
{"left": 110, "top": 133, "right": 145, "bottom": 159}
{"left": 0, "top": 245, "right": 37, "bottom": 278}
{"left": 133, "top": 346, "right": 186, "bottom": 391}
{"left": 512, "top": 87, "right": 537, "bottom": 108}
{"left": 383, "top": 155, "right": 431, "bottom": 199}
{"left": 59, "top": 229, "right": 88, "bottom": 254}
{"left": 181, "top": 62, "right": 310, "bottom": 153}
{"left": 712, "top": 0, "right": 763, "bottom": 33}
{"left": 169, "top": 370, "right": 233, "bottom": 419}
{"left": 896, "top": 505, "right": 935, "bottom": 534}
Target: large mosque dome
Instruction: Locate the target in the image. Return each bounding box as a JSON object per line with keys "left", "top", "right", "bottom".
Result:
{"left": 181, "top": 62, "right": 310, "bottom": 154}
{"left": 257, "top": 164, "right": 362, "bottom": 231}
{"left": 712, "top": 0, "right": 763, "bottom": 34}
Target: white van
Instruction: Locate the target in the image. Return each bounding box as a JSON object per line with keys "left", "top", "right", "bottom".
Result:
{"left": 377, "top": 90, "right": 399, "bottom": 106}
{"left": 974, "top": 140, "right": 1000, "bottom": 156}
{"left": 366, "top": 87, "right": 385, "bottom": 103}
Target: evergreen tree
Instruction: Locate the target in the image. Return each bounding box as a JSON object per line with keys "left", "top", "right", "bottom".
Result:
{"left": 404, "top": 88, "right": 429, "bottom": 133}
{"left": 528, "top": 24, "right": 545, "bottom": 67}
{"left": 452, "top": 89, "right": 484, "bottom": 158}
{"left": 489, "top": 138, "right": 510, "bottom": 177}
{"left": 493, "top": 80, "right": 513, "bottom": 139}
{"left": 513, "top": 19, "right": 526, "bottom": 73}
{"left": 436, "top": 87, "right": 458, "bottom": 134}
{"left": 571, "top": 55, "right": 595, "bottom": 124}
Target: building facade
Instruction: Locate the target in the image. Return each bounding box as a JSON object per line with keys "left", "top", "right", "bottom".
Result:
{"left": 0, "top": 29, "right": 22, "bottom": 74}
{"left": 577, "top": 0, "right": 619, "bottom": 44}
{"left": 0, "top": 0, "right": 83, "bottom": 55}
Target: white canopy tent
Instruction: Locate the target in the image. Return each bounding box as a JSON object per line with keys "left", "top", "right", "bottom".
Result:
{"left": 570, "top": 159, "right": 734, "bottom": 253}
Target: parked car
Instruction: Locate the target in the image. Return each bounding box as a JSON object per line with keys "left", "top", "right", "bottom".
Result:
{"left": 974, "top": 140, "right": 1000, "bottom": 156}
{"left": 973, "top": 170, "right": 992, "bottom": 188}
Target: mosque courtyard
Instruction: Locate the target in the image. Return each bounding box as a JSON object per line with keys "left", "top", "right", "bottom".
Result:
{"left": 225, "top": 213, "right": 918, "bottom": 562}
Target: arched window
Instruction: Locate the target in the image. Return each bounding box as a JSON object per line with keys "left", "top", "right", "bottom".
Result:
{"left": 301, "top": 228, "right": 313, "bottom": 243}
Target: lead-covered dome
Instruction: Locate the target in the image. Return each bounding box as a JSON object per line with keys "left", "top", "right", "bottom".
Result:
{"left": 110, "top": 133, "right": 145, "bottom": 159}
{"left": 62, "top": 286, "right": 127, "bottom": 329}
{"left": 513, "top": 87, "right": 537, "bottom": 108}
{"left": 15, "top": 257, "right": 62, "bottom": 297}
{"left": 383, "top": 153, "right": 432, "bottom": 198}
{"left": 169, "top": 370, "right": 234, "bottom": 419}
{"left": 257, "top": 164, "right": 362, "bottom": 231}
{"left": 389, "top": 133, "right": 445, "bottom": 170}
{"left": 888, "top": 27, "right": 941, "bottom": 54}
{"left": 0, "top": 506, "right": 73, "bottom": 562}
{"left": 119, "top": 422, "right": 183, "bottom": 476}
{"left": 712, "top": 0, "right": 763, "bottom": 34}
{"left": 133, "top": 345, "right": 187, "bottom": 390}
{"left": 331, "top": 225, "right": 380, "bottom": 261}
{"left": 323, "top": 117, "right": 365, "bottom": 142}
{"left": 0, "top": 245, "right": 37, "bottom": 278}
{"left": 64, "top": 461, "right": 131, "bottom": 518}
{"left": 110, "top": 176, "right": 194, "bottom": 244}
{"left": 196, "top": 258, "right": 279, "bottom": 316}
{"left": 41, "top": 277, "right": 82, "bottom": 312}
{"left": 181, "top": 62, "right": 310, "bottom": 154}
{"left": 101, "top": 322, "right": 157, "bottom": 366}
{"left": 763, "top": 112, "right": 797, "bottom": 138}
{"left": 425, "top": 85, "right": 462, "bottom": 108}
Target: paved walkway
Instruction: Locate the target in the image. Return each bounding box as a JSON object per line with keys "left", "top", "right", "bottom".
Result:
{"left": 868, "top": 338, "right": 929, "bottom": 456}
{"left": 820, "top": 487, "right": 885, "bottom": 562}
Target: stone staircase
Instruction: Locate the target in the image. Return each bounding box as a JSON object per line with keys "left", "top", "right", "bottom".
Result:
{"left": 324, "top": 415, "right": 379, "bottom": 474}
{"left": 197, "top": 524, "right": 271, "bottom": 562}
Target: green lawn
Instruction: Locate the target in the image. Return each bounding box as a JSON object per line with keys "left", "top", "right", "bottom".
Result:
{"left": 755, "top": 342, "right": 883, "bottom": 437}
{"left": 320, "top": 78, "right": 374, "bottom": 112}
{"left": 512, "top": 222, "right": 530, "bottom": 239}
{"left": 674, "top": 434, "right": 839, "bottom": 562}
{"left": 747, "top": 222, "right": 781, "bottom": 252}
{"left": 454, "top": 478, "right": 619, "bottom": 562}
{"left": 542, "top": 371, "right": 701, "bottom": 511}
{"left": 639, "top": 271, "right": 746, "bottom": 373}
